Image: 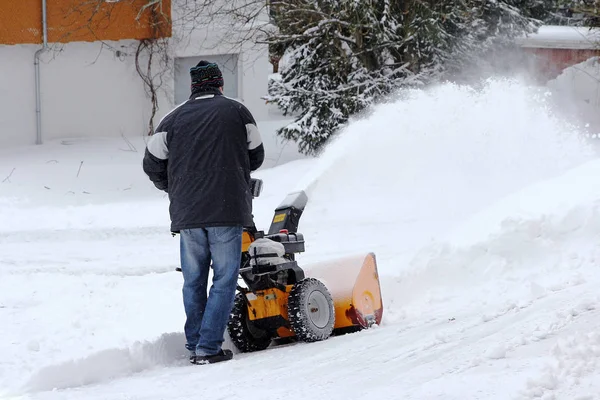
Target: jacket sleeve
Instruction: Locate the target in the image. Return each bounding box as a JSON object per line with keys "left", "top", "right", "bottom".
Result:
{"left": 143, "top": 118, "right": 172, "bottom": 192}
{"left": 238, "top": 105, "right": 265, "bottom": 171}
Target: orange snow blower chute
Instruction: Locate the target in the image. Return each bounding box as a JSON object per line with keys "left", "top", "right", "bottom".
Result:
{"left": 226, "top": 179, "right": 383, "bottom": 353}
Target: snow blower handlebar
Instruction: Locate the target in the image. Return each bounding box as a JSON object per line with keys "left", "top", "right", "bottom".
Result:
{"left": 250, "top": 178, "right": 263, "bottom": 198}
{"left": 249, "top": 178, "right": 308, "bottom": 235}
{"left": 267, "top": 191, "right": 308, "bottom": 235}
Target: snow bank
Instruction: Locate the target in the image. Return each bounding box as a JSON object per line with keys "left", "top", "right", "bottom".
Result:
{"left": 24, "top": 333, "right": 187, "bottom": 392}
{"left": 377, "top": 160, "right": 600, "bottom": 399}
{"left": 394, "top": 192, "right": 600, "bottom": 313}
{"left": 449, "top": 159, "right": 600, "bottom": 247}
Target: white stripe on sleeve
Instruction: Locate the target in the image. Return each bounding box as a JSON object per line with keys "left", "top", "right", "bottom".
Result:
{"left": 246, "top": 123, "right": 262, "bottom": 150}
{"left": 147, "top": 131, "right": 169, "bottom": 160}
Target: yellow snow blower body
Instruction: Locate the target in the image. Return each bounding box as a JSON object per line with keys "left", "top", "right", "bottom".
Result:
{"left": 227, "top": 181, "right": 383, "bottom": 352}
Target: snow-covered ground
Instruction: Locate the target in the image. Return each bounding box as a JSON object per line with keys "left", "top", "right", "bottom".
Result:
{"left": 2, "top": 75, "right": 600, "bottom": 399}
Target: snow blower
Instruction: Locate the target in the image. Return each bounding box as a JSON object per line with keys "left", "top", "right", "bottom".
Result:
{"left": 226, "top": 179, "right": 383, "bottom": 352}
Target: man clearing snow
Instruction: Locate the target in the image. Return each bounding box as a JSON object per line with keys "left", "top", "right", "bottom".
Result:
{"left": 142, "top": 60, "right": 265, "bottom": 365}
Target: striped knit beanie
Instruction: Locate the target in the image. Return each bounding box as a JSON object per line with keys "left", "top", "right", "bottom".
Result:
{"left": 190, "top": 61, "right": 224, "bottom": 90}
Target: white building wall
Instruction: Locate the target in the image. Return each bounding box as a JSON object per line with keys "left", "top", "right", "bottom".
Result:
{"left": 0, "top": 41, "right": 155, "bottom": 147}
{"left": 0, "top": 2, "right": 305, "bottom": 165}
{"left": 0, "top": 45, "right": 37, "bottom": 146}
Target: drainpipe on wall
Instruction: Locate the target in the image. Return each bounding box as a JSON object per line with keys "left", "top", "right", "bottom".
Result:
{"left": 34, "top": 0, "right": 48, "bottom": 145}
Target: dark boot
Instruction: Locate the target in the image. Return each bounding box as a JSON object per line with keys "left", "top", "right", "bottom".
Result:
{"left": 191, "top": 349, "right": 233, "bottom": 365}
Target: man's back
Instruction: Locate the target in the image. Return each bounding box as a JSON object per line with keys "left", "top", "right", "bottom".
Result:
{"left": 143, "top": 87, "right": 264, "bottom": 232}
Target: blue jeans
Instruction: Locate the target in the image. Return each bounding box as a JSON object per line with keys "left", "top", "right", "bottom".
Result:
{"left": 179, "top": 226, "right": 242, "bottom": 356}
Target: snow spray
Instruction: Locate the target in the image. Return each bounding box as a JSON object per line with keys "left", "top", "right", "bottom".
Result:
{"left": 292, "top": 77, "right": 595, "bottom": 270}
{"left": 292, "top": 118, "right": 367, "bottom": 197}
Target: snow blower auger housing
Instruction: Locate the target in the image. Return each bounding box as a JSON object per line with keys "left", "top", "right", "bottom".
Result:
{"left": 227, "top": 179, "right": 383, "bottom": 353}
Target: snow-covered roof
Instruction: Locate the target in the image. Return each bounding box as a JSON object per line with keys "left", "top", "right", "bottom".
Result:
{"left": 518, "top": 25, "right": 600, "bottom": 50}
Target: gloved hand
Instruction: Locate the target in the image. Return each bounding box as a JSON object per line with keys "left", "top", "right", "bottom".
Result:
{"left": 154, "top": 180, "right": 168, "bottom": 193}
{"left": 250, "top": 178, "right": 263, "bottom": 198}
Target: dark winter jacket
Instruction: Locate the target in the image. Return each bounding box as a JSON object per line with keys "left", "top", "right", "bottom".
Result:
{"left": 143, "top": 87, "right": 265, "bottom": 232}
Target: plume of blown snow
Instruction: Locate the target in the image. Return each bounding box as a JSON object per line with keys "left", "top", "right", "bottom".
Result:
{"left": 293, "top": 78, "right": 595, "bottom": 272}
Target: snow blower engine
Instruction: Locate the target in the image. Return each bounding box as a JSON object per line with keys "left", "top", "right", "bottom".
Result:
{"left": 226, "top": 178, "right": 383, "bottom": 353}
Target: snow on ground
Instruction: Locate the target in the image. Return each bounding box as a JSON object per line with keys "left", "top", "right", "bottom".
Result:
{"left": 1, "top": 76, "right": 600, "bottom": 399}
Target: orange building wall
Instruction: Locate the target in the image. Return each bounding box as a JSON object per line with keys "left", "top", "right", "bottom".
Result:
{"left": 523, "top": 47, "right": 600, "bottom": 82}
{"left": 0, "top": 0, "right": 171, "bottom": 45}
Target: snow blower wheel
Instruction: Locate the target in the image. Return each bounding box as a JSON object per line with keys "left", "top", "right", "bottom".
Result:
{"left": 288, "top": 278, "right": 335, "bottom": 342}
{"left": 227, "top": 292, "right": 272, "bottom": 353}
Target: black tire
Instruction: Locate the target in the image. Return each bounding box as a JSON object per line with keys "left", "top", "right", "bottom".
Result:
{"left": 288, "top": 278, "right": 335, "bottom": 342}
{"left": 227, "top": 292, "right": 272, "bottom": 353}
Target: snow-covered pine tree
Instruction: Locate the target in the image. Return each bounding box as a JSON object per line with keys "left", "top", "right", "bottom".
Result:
{"left": 266, "top": 0, "right": 553, "bottom": 155}
{"left": 544, "top": 0, "right": 600, "bottom": 26}
{"left": 266, "top": 0, "right": 447, "bottom": 155}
